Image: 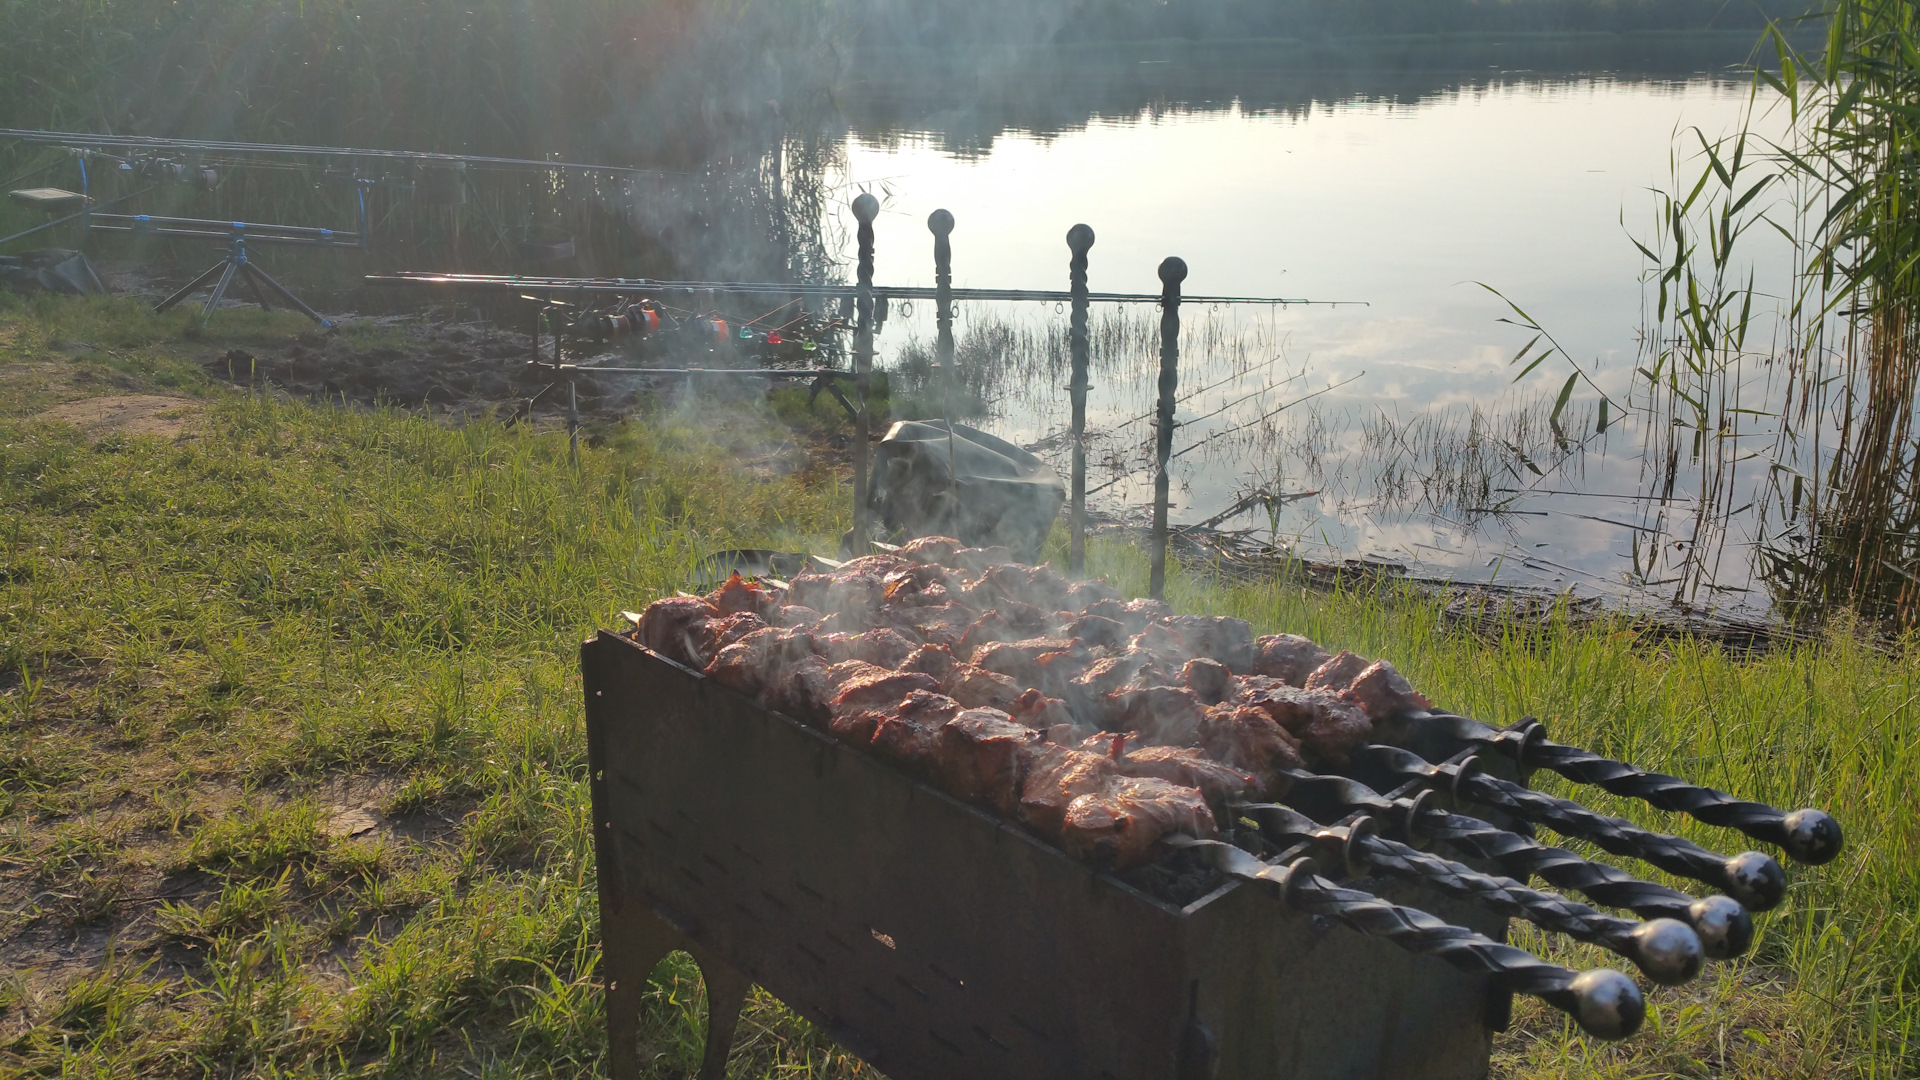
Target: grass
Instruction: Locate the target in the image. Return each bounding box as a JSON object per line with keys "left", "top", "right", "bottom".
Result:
{"left": 0, "top": 292, "right": 1911, "bottom": 1077}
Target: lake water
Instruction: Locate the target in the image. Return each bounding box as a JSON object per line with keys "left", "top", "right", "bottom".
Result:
{"left": 825, "top": 39, "right": 1801, "bottom": 618}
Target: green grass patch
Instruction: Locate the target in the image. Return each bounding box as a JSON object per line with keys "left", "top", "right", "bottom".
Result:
{"left": 0, "top": 294, "right": 1909, "bottom": 1077}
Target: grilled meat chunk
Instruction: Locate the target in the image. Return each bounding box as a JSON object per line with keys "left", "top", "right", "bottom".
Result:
{"left": 1118, "top": 745, "right": 1261, "bottom": 802}
{"left": 1196, "top": 703, "right": 1305, "bottom": 777}
{"left": 973, "top": 637, "right": 1086, "bottom": 694}
{"left": 963, "top": 562, "right": 1073, "bottom": 612}
{"left": 815, "top": 627, "right": 917, "bottom": 669}
{"left": 1008, "top": 688, "right": 1076, "bottom": 732}
{"left": 1112, "top": 685, "right": 1209, "bottom": 746}
{"left": 1342, "top": 660, "right": 1433, "bottom": 721}
{"left": 769, "top": 604, "right": 825, "bottom": 629}
{"left": 1231, "top": 679, "right": 1371, "bottom": 765}
{"left": 949, "top": 545, "right": 1015, "bottom": 574}
{"left": 1304, "top": 650, "right": 1371, "bottom": 694}
{"left": 900, "top": 643, "right": 957, "bottom": 679}
{"left": 1064, "top": 578, "right": 1123, "bottom": 610}
{"left": 712, "top": 611, "right": 769, "bottom": 649}
{"left": 638, "top": 596, "right": 721, "bottom": 668}
{"left": 1178, "top": 658, "right": 1233, "bottom": 704}
{"left": 1252, "top": 633, "right": 1332, "bottom": 686}
{"left": 940, "top": 663, "right": 1026, "bottom": 712}
{"left": 705, "top": 571, "right": 781, "bottom": 618}
{"left": 1127, "top": 622, "right": 1196, "bottom": 670}
{"left": 1081, "top": 597, "right": 1174, "bottom": 632}
{"left": 897, "top": 535, "right": 966, "bottom": 563}
{"left": 1060, "top": 776, "right": 1217, "bottom": 870}
{"left": 827, "top": 668, "right": 942, "bottom": 744}
{"left": 1017, "top": 746, "right": 1117, "bottom": 840}
{"left": 1158, "top": 615, "right": 1255, "bottom": 673}
{"left": 933, "top": 709, "right": 1045, "bottom": 815}
{"left": 869, "top": 690, "right": 966, "bottom": 771}
{"left": 1065, "top": 614, "right": 1129, "bottom": 649}
{"left": 707, "top": 626, "right": 813, "bottom": 696}
{"left": 759, "top": 654, "right": 835, "bottom": 726}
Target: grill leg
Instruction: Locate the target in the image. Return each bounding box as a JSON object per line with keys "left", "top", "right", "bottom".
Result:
{"left": 690, "top": 949, "right": 752, "bottom": 1080}
{"left": 602, "top": 910, "right": 683, "bottom": 1080}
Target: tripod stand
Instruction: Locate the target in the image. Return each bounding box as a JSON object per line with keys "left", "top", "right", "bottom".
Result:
{"left": 156, "top": 228, "right": 333, "bottom": 328}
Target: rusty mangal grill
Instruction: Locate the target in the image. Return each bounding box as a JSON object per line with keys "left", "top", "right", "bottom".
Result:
{"left": 582, "top": 630, "right": 1841, "bottom": 1080}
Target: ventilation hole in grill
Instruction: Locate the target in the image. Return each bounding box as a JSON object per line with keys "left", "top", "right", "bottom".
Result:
{"left": 862, "top": 986, "right": 895, "bottom": 1011}
{"left": 928, "top": 963, "right": 965, "bottom": 989}
{"left": 870, "top": 930, "right": 897, "bottom": 950}
{"left": 929, "top": 1031, "right": 964, "bottom": 1056}
{"left": 1010, "top": 1015, "right": 1051, "bottom": 1042}
{"left": 895, "top": 976, "right": 929, "bottom": 1000}
{"left": 795, "top": 943, "right": 826, "bottom": 966}
{"left": 973, "top": 1026, "right": 1012, "bottom": 1053}
{"left": 823, "top": 931, "right": 855, "bottom": 953}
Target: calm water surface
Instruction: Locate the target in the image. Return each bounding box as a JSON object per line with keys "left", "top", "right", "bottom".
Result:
{"left": 824, "top": 46, "right": 1797, "bottom": 615}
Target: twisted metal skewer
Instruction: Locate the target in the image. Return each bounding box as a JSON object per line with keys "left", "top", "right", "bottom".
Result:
{"left": 1273, "top": 771, "right": 1754, "bottom": 960}
{"left": 1355, "top": 745, "right": 1788, "bottom": 911}
{"left": 1412, "top": 713, "right": 1843, "bottom": 865}
{"left": 1168, "top": 839, "right": 1645, "bottom": 1041}
{"left": 1234, "top": 803, "right": 1703, "bottom": 985}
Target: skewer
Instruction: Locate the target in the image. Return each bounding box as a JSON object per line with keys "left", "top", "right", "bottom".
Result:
{"left": 1232, "top": 803, "right": 1703, "bottom": 985}
{"left": 1408, "top": 712, "right": 1844, "bottom": 865}
{"left": 1353, "top": 745, "right": 1787, "bottom": 911}
{"left": 1167, "top": 842, "right": 1645, "bottom": 1041}
{"left": 1273, "top": 771, "right": 1753, "bottom": 959}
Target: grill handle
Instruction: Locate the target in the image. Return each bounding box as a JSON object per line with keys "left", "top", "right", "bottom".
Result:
{"left": 1414, "top": 713, "right": 1843, "bottom": 865}
{"left": 1169, "top": 839, "right": 1645, "bottom": 1041}
{"left": 1275, "top": 770, "right": 1754, "bottom": 960}
{"left": 1356, "top": 744, "right": 1788, "bottom": 912}
{"left": 1234, "top": 803, "right": 1703, "bottom": 985}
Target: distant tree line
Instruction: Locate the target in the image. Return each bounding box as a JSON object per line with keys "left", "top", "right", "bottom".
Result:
{"left": 844, "top": 0, "right": 1821, "bottom": 47}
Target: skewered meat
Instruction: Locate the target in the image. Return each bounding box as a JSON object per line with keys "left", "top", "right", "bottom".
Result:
{"left": 713, "top": 611, "right": 770, "bottom": 649}
{"left": 896, "top": 535, "right": 966, "bottom": 563}
{"left": 1252, "top": 633, "right": 1331, "bottom": 686}
{"left": 1060, "top": 776, "right": 1217, "bottom": 870}
{"left": 949, "top": 545, "right": 1014, "bottom": 574}
{"left": 1009, "top": 688, "right": 1076, "bottom": 732}
{"left": 885, "top": 601, "right": 975, "bottom": 648}
{"left": 1081, "top": 597, "right": 1173, "bottom": 632}
{"left": 973, "top": 637, "right": 1086, "bottom": 694}
{"left": 1342, "top": 660, "right": 1433, "bottom": 721}
{"left": 638, "top": 596, "right": 721, "bottom": 668}
{"left": 932, "top": 709, "right": 1045, "bottom": 815}
{"left": 963, "top": 562, "right": 1073, "bottom": 612}
{"left": 707, "top": 626, "right": 814, "bottom": 696}
{"left": 706, "top": 571, "right": 781, "bottom": 618}
{"left": 1112, "top": 685, "right": 1208, "bottom": 746}
{"left": 1157, "top": 615, "right": 1255, "bottom": 673}
{"left": 770, "top": 604, "right": 825, "bottom": 629}
{"left": 1304, "top": 650, "right": 1371, "bottom": 694}
{"left": 900, "top": 643, "right": 956, "bottom": 679}
{"left": 869, "top": 690, "right": 966, "bottom": 772}
{"left": 941, "top": 663, "right": 1026, "bottom": 712}
{"left": 1196, "top": 703, "right": 1305, "bottom": 776}
{"left": 1017, "top": 746, "right": 1116, "bottom": 840}
{"left": 816, "top": 628, "right": 918, "bottom": 669}
{"left": 828, "top": 668, "right": 943, "bottom": 744}
{"left": 1118, "top": 745, "right": 1261, "bottom": 802}
{"left": 1065, "top": 613, "right": 1129, "bottom": 649}
{"left": 1063, "top": 578, "right": 1122, "bottom": 611}
{"left": 1179, "top": 658, "right": 1233, "bottom": 705}
{"left": 760, "top": 653, "right": 835, "bottom": 726}
{"left": 1231, "top": 679, "right": 1371, "bottom": 765}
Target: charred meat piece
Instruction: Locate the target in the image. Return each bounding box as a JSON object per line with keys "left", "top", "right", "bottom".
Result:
{"left": 1060, "top": 776, "right": 1218, "bottom": 870}
{"left": 1064, "top": 578, "right": 1123, "bottom": 611}
{"left": 955, "top": 611, "right": 1023, "bottom": 661}
{"left": 900, "top": 643, "right": 957, "bottom": 679}
{"left": 932, "top": 708, "right": 1045, "bottom": 816}
{"left": 882, "top": 562, "right": 962, "bottom": 606}
{"left": 834, "top": 553, "right": 918, "bottom": 578}
{"left": 787, "top": 565, "right": 894, "bottom": 618}
{"left": 827, "top": 668, "right": 942, "bottom": 745}
{"left": 712, "top": 611, "right": 770, "bottom": 650}
{"left": 896, "top": 535, "right": 966, "bottom": 563}
{"left": 888, "top": 601, "right": 975, "bottom": 649}
{"left": 707, "top": 626, "right": 814, "bottom": 696}
{"left": 1231, "top": 679, "right": 1372, "bottom": 765}
{"left": 1342, "top": 660, "right": 1434, "bottom": 721}
{"left": 1126, "top": 622, "right": 1196, "bottom": 670}
{"left": 1304, "top": 650, "right": 1372, "bottom": 694}
{"left": 972, "top": 637, "right": 1085, "bottom": 692}
{"left": 869, "top": 690, "right": 966, "bottom": 772}
{"left": 940, "top": 663, "right": 1026, "bottom": 712}
{"left": 1112, "top": 685, "right": 1209, "bottom": 746}
{"left": 1119, "top": 745, "right": 1261, "bottom": 802}
{"left": 705, "top": 571, "right": 781, "bottom": 618}
{"left": 1157, "top": 615, "right": 1255, "bottom": 673}
{"left": 1178, "top": 658, "right": 1233, "bottom": 704}
{"left": 638, "top": 596, "right": 721, "bottom": 668}
{"left": 758, "top": 654, "right": 836, "bottom": 727}
{"left": 1081, "top": 597, "right": 1173, "bottom": 633}
{"left": 963, "top": 562, "right": 1073, "bottom": 612}
{"left": 811, "top": 628, "right": 917, "bottom": 668}
{"left": 1017, "top": 746, "right": 1117, "bottom": 840}
{"left": 1065, "top": 613, "right": 1129, "bottom": 649}
{"left": 769, "top": 604, "right": 825, "bottom": 629}
{"left": 1008, "top": 688, "right": 1076, "bottom": 732}
{"left": 1251, "top": 633, "right": 1332, "bottom": 686}
{"left": 1196, "top": 703, "right": 1305, "bottom": 777}
{"left": 950, "top": 545, "right": 1016, "bottom": 574}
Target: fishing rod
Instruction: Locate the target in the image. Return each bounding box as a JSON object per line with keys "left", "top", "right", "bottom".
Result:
{"left": 365, "top": 271, "right": 1362, "bottom": 308}
{"left": 0, "top": 128, "right": 682, "bottom": 179}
